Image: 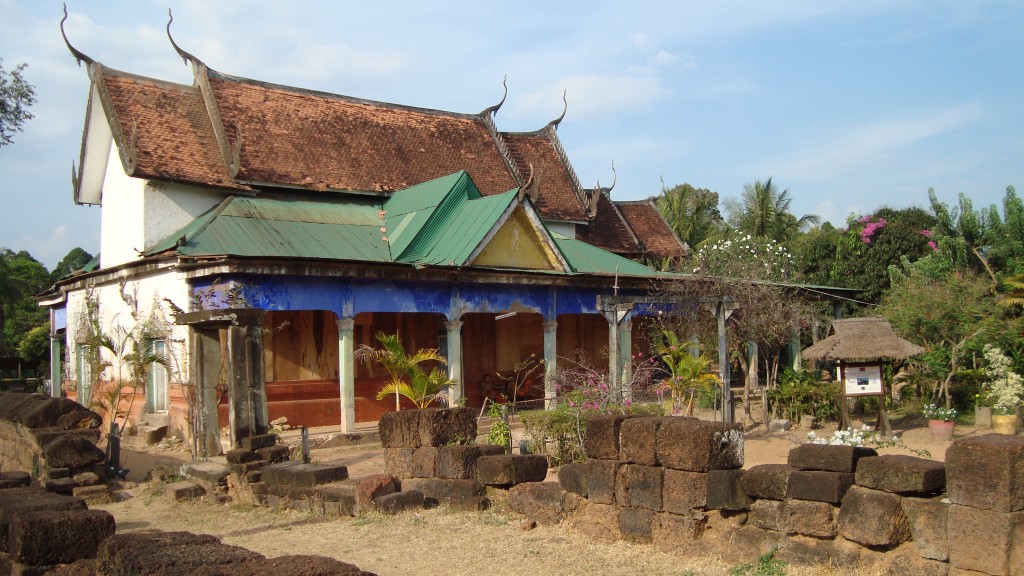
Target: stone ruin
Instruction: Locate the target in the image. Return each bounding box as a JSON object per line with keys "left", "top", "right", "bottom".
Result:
{"left": 548, "top": 414, "right": 1023, "bottom": 575}
{"left": 0, "top": 391, "right": 377, "bottom": 575}
{"left": 0, "top": 473, "right": 376, "bottom": 575}
{"left": 0, "top": 392, "right": 109, "bottom": 499}
{"left": 214, "top": 408, "right": 1024, "bottom": 574}
{"left": 219, "top": 407, "right": 547, "bottom": 516}
{"left": 7, "top": 395, "right": 1023, "bottom": 575}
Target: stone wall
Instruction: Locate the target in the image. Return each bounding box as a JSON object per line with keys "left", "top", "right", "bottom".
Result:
{"left": 545, "top": 414, "right": 1024, "bottom": 575}
{"left": 0, "top": 477, "right": 375, "bottom": 575}
{"left": 0, "top": 392, "right": 107, "bottom": 494}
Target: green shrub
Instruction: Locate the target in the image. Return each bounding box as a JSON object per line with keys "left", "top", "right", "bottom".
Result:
{"left": 767, "top": 368, "right": 839, "bottom": 422}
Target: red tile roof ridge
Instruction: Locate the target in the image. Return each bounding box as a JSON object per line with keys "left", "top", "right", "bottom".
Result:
{"left": 100, "top": 64, "right": 196, "bottom": 92}
{"left": 206, "top": 68, "right": 489, "bottom": 121}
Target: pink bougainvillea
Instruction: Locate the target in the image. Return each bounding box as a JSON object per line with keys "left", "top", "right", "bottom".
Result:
{"left": 859, "top": 215, "right": 887, "bottom": 244}
{"left": 928, "top": 240, "right": 938, "bottom": 252}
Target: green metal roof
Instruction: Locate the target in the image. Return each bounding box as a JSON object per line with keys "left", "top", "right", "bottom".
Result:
{"left": 145, "top": 171, "right": 661, "bottom": 278}
{"left": 398, "top": 190, "right": 517, "bottom": 266}
{"left": 146, "top": 195, "right": 391, "bottom": 262}
{"left": 553, "top": 233, "right": 655, "bottom": 276}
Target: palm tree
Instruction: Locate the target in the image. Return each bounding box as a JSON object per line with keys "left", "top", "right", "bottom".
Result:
{"left": 356, "top": 332, "right": 454, "bottom": 409}
{"left": 655, "top": 331, "right": 719, "bottom": 416}
{"left": 997, "top": 274, "right": 1024, "bottom": 308}
{"left": 84, "top": 319, "right": 170, "bottom": 436}
{"left": 655, "top": 183, "right": 724, "bottom": 250}
{"left": 724, "top": 178, "right": 820, "bottom": 243}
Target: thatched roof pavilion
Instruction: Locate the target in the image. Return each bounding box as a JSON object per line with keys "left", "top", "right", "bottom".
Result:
{"left": 801, "top": 317, "right": 925, "bottom": 362}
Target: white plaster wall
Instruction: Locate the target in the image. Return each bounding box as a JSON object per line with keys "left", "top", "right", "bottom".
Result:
{"left": 99, "top": 141, "right": 146, "bottom": 269}
{"left": 546, "top": 221, "right": 576, "bottom": 239}
{"left": 143, "top": 182, "right": 225, "bottom": 251}
{"left": 64, "top": 269, "right": 191, "bottom": 388}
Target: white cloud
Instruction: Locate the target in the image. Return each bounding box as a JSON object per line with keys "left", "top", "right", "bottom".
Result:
{"left": 812, "top": 200, "right": 862, "bottom": 227}
{"left": 762, "top": 103, "right": 984, "bottom": 181}
{"left": 19, "top": 225, "right": 70, "bottom": 267}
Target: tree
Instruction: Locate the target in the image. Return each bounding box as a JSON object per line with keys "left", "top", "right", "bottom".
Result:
{"left": 879, "top": 253, "right": 1011, "bottom": 408}
{"left": 0, "top": 249, "right": 49, "bottom": 357}
{"left": 654, "top": 183, "right": 723, "bottom": 250}
{"left": 356, "top": 332, "right": 454, "bottom": 409}
{"left": 0, "top": 59, "right": 36, "bottom": 147}
{"left": 654, "top": 330, "right": 718, "bottom": 416}
{"left": 664, "top": 236, "right": 824, "bottom": 422}
{"left": 724, "top": 178, "right": 819, "bottom": 243}
{"left": 826, "top": 206, "right": 939, "bottom": 309}
{"left": 84, "top": 319, "right": 170, "bottom": 435}
{"left": 51, "top": 247, "right": 94, "bottom": 283}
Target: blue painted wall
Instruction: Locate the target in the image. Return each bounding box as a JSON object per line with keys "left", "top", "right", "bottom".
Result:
{"left": 190, "top": 275, "right": 667, "bottom": 320}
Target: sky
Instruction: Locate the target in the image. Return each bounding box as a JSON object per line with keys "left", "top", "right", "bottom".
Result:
{"left": 1, "top": 1, "right": 1022, "bottom": 269}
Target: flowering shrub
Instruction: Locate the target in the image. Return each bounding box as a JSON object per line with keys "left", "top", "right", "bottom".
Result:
{"left": 919, "top": 229, "right": 939, "bottom": 252}
{"left": 689, "top": 234, "right": 794, "bottom": 281}
{"left": 922, "top": 403, "right": 957, "bottom": 422}
{"left": 520, "top": 356, "right": 663, "bottom": 464}
{"left": 858, "top": 215, "right": 887, "bottom": 244}
{"left": 807, "top": 426, "right": 931, "bottom": 458}
{"left": 982, "top": 345, "right": 1024, "bottom": 415}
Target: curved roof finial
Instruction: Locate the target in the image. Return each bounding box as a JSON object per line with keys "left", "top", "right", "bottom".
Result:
{"left": 549, "top": 90, "right": 567, "bottom": 130}
{"left": 481, "top": 75, "right": 508, "bottom": 117}
{"left": 607, "top": 160, "right": 617, "bottom": 194}
{"left": 659, "top": 174, "right": 667, "bottom": 193}
{"left": 167, "top": 8, "right": 202, "bottom": 68}
{"left": 60, "top": 4, "right": 94, "bottom": 67}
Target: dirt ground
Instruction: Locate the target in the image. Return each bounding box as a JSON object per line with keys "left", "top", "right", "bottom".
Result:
{"left": 98, "top": 417, "right": 998, "bottom": 576}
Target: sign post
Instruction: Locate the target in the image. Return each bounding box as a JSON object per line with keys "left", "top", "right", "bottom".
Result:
{"left": 839, "top": 362, "right": 891, "bottom": 435}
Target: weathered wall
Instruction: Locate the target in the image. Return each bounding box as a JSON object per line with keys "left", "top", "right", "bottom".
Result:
{"left": 555, "top": 416, "right": 1024, "bottom": 575}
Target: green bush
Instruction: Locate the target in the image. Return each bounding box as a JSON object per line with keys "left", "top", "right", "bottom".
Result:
{"left": 767, "top": 369, "right": 839, "bottom": 422}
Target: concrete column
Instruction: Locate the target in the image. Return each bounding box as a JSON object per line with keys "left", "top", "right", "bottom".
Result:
{"left": 715, "top": 300, "right": 734, "bottom": 424}
{"left": 619, "top": 319, "right": 633, "bottom": 402}
{"left": 542, "top": 320, "right": 557, "bottom": 409}
{"left": 746, "top": 342, "right": 759, "bottom": 390}
{"left": 225, "top": 325, "right": 268, "bottom": 448}
{"left": 338, "top": 317, "right": 356, "bottom": 433}
{"left": 444, "top": 319, "right": 464, "bottom": 406}
{"left": 602, "top": 304, "right": 633, "bottom": 403}
{"left": 790, "top": 334, "right": 802, "bottom": 371}
{"left": 49, "top": 337, "right": 62, "bottom": 397}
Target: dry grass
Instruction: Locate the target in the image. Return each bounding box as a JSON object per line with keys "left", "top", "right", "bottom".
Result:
{"left": 97, "top": 487, "right": 887, "bottom": 576}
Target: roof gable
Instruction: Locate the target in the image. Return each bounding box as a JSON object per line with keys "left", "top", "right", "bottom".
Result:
{"left": 501, "top": 130, "right": 589, "bottom": 222}
{"left": 94, "top": 67, "right": 246, "bottom": 191}
{"left": 576, "top": 192, "right": 642, "bottom": 256}
{"left": 470, "top": 205, "right": 563, "bottom": 271}
{"left": 615, "top": 200, "right": 688, "bottom": 259}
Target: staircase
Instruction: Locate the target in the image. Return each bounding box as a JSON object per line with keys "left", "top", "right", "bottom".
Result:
{"left": 121, "top": 412, "right": 169, "bottom": 449}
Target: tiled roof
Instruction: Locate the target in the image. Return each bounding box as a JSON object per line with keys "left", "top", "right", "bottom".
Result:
{"left": 499, "top": 130, "right": 589, "bottom": 222}
{"left": 206, "top": 71, "right": 518, "bottom": 197}
{"left": 616, "top": 200, "right": 688, "bottom": 259}
{"left": 100, "top": 69, "right": 246, "bottom": 190}
{"left": 575, "top": 192, "right": 642, "bottom": 256}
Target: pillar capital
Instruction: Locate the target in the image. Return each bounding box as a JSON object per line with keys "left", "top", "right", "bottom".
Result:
{"left": 444, "top": 319, "right": 463, "bottom": 332}
{"left": 338, "top": 317, "right": 355, "bottom": 331}
{"left": 543, "top": 320, "right": 558, "bottom": 332}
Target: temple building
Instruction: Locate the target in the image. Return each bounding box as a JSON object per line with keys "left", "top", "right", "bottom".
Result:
{"left": 40, "top": 16, "right": 700, "bottom": 454}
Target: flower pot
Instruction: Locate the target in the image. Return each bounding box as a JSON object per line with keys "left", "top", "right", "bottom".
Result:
{"left": 975, "top": 406, "right": 992, "bottom": 427}
{"left": 992, "top": 414, "right": 1019, "bottom": 435}
{"left": 928, "top": 419, "right": 955, "bottom": 441}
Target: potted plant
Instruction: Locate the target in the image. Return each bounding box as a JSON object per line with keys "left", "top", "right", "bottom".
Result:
{"left": 922, "top": 403, "right": 957, "bottom": 441}
{"left": 983, "top": 345, "right": 1024, "bottom": 435}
